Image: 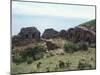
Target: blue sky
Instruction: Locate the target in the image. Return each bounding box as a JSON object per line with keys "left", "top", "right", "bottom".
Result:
{"left": 12, "top": 1, "right": 95, "bottom": 35}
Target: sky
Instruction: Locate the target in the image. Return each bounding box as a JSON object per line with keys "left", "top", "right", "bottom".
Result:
{"left": 12, "top": 1, "right": 95, "bottom": 35}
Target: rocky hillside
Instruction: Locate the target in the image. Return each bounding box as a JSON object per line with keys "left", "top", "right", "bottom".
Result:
{"left": 12, "top": 19, "right": 96, "bottom": 48}
{"left": 65, "top": 19, "right": 96, "bottom": 44}
{"left": 79, "top": 19, "right": 96, "bottom": 32}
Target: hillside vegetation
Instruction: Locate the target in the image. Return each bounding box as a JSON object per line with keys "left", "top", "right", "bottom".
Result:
{"left": 79, "top": 19, "right": 96, "bottom": 30}
{"left": 79, "top": 19, "right": 95, "bottom": 26}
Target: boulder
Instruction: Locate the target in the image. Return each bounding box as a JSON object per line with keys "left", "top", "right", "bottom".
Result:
{"left": 42, "top": 28, "right": 59, "bottom": 39}
{"left": 12, "top": 27, "right": 41, "bottom": 46}
{"left": 45, "top": 40, "right": 59, "bottom": 50}
{"left": 66, "top": 27, "right": 96, "bottom": 45}
{"left": 18, "top": 27, "right": 40, "bottom": 40}
{"left": 59, "top": 30, "right": 67, "bottom": 39}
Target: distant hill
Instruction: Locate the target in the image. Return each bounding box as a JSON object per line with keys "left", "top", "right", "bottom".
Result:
{"left": 78, "top": 19, "right": 96, "bottom": 31}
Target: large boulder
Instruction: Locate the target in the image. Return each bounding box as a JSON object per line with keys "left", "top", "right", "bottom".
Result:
{"left": 18, "top": 27, "right": 40, "bottom": 40}
{"left": 42, "top": 28, "right": 59, "bottom": 39}
{"left": 59, "top": 30, "right": 67, "bottom": 39}
{"left": 66, "top": 27, "right": 96, "bottom": 45}
{"left": 46, "top": 41, "right": 59, "bottom": 50}
{"left": 12, "top": 27, "right": 41, "bottom": 46}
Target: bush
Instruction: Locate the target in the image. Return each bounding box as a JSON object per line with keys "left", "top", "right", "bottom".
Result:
{"left": 77, "top": 59, "right": 92, "bottom": 70}
{"left": 12, "top": 53, "right": 24, "bottom": 64}
{"left": 34, "top": 53, "right": 44, "bottom": 60}
{"left": 37, "top": 62, "right": 42, "bottom": 68}
{"left": 66, "top": 60, "right": 72, "bottom": 68}
{"left": 64, "top": 42, "right": 80, "bottom": 53}
{"left": 12, "top": 45, "right": 45, "bottom": 64}
{"left": 64, "top": 42, "right": 88, "bottom": 53}
{"left": 49, "top": 52, "right": 55, "bottom": 57}
{"left": 90, "top": 43, "right": 96, "bottom": 48}
{"left": 27, "top": 57, "right": 33, "bottom": 64}
{"left": 21, "top": 45, "right": 44, "bottom": 60}
{"left": 54, "top": 65, "right": 59, "bottom": 71}
{"left": 46, "top": 67, "right": 50, "bottom": 72}
{"left": 46, "top": 52, "right": 55, "bottom": 58}
{"left": 91, "top": 57, "right": 94, "bottom": 61}
{"left": 59, "top": 53, "right": 65, "bottom": 55}
{"left": 58, "top": 60, "right": 65, "bottom": 68}
{"left": 78, "top": 42, "right": 88, "bottom": 51}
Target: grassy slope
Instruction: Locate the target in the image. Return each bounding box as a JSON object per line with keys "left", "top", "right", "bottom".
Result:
{"left": 11, "top": 47, "right": 96, "bottom": 74}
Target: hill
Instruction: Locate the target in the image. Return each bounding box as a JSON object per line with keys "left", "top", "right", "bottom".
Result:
{"left": 78, "top": 19, "right": 96, "bottom": 31}
{"left": 80, "top": 19, "right": 96, "bottom": 26}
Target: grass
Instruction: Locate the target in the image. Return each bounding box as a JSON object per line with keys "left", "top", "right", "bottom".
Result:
{"left": 11, "top": 47, "right": 96, "bottom": 74}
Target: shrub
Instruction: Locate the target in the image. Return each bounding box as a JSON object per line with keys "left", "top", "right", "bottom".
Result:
{"left": 77, "top": 59, "right": 92, "bottom": 70}
{"left": 21, "top": 45, "right": 44, "bottom": 60}
{"left": 64, "top": 42, "right": 88, "bottom": 53}
{"left": 46, "top": 67, "right": 50, "bottom": 72}
{"left": 66, "top": 60, "right": 72, "bottom": 68}
{"left": 12, "top": 44, "right": 45, "bottom": 64}
{"left": 46, "top": 52, "right": 55, "bottom": 58}
{"left": 34, "top": 54, "right": 44, "bottom": 60}
{"left": 27, "top": 57, "right": 33, "bottom": 64}
{"left": 64, "top": 42, "right": 80, "bottom": 53}
{"left": 91, "top": 57, "right": 94, "bottom": 61}
{"left": 54, "top": 65, "right": 59, "bottom": 71}
{"left": 90, "top": 43, "right": 96, "bottom": 48}
{"left": 59, "top": 53, "right": 65, "bottom": 55}
{"left": 58, "top": 60, "right": 65, "bottom": 68}
{"left": 78, "top": 42, "right": 88, "bottom": 51}
{"left": 46, "top": 54, "right": 51, "bottom": 58}
{"left": 12, "top": 53, "right": 24, "bottom": 64}
{"left": 37, "top": 62, "right": 42, "bottom": 68}
{"left": 49, "top": 52, "right": 55, "bottom": 57}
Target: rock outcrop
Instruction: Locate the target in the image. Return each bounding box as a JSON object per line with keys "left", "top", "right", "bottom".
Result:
{"left": 45, "top": 40, "right": 59, "bottom": 50}
{"left": 42, "top": 28, "right": 59, "bottom": 39}
{"left": 12, "top": 27, "right": 41, "bottom": 46}
{"left": 66, "top": 27, "right": 96, "bottom": 45}
{"left": 18, "top": 27, "right": 40, "bottom": 40}
{"left": 59, "top": 30, "right": 67, "bottom": 39}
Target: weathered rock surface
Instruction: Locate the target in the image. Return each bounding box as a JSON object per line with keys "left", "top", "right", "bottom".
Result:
{"left": 42, "top": 28, "right": 59, "bottom": 39}
{"left": 59, "top": 30, "right": 67, "bottom": 39}
{"left": 12, "top": 27, "right": 41, "bottom": 46}
{"left": 66, "top": 27, "right": 96, "bottom": 44}
{"left": 18, "top": 27, "right": 40, "bottom": 40}
{"left": 45, "top": 40, "right": 59, "bottom": 50}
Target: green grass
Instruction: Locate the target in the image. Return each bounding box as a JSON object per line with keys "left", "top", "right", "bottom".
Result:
{"left": 11, "top": 47, "right": 96, "bottom": 74}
